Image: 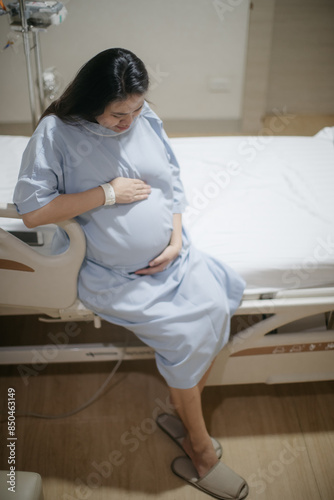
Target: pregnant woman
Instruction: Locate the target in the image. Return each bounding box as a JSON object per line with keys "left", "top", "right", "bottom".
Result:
{"left": 14, "top": 48, "right": 248, "bottom": 500}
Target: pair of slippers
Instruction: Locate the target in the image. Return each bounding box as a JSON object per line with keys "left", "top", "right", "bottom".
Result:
{"left": 156, "top": 413, "right": 249, "bottom": 500}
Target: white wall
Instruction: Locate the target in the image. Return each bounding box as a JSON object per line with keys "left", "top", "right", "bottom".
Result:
{"left": 0, "top": 0, "right": 250, "bottom": 123}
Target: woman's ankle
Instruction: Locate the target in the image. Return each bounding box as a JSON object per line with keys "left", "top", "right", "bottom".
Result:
{"left": 191, "top": 444, "right": 219, "bottom": 477}
{"left": 183, "top": 433, "right": 218, "bottom": 474}
{"left": 188, "top": 432, "right": 213, "bottom": 455}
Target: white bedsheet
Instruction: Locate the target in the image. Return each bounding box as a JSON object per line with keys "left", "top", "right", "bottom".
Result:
{"left": 176, "top": 128, "right": 334, "bottom": 294}
{"left": 1, "top": 129, "right": 334, "bottom": 295}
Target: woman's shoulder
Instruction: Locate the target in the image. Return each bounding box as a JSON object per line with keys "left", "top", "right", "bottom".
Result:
{"left": 36, "top": 114, "right": 71, "bottom": 136}
{"left": 24, "top": 115, "right": 74, "bottom": 158}
{"left": 29, "top": 115, "right": 79, "bottom": 151}
{"left": 141, "top": 101, "right": 162, "bottom": 125}
{"left": 140, "top": 101, "right": 164, "bottom": 138}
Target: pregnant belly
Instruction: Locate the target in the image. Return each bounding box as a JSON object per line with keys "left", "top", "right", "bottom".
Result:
{"left": 85, "top": 188, "right": 174, "bottom": 269}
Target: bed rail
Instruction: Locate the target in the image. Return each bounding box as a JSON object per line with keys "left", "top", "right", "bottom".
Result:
{"left": 0, "top": 202, "right": 86, "bottom": 310}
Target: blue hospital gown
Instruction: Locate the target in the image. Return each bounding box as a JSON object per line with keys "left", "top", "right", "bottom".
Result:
{"left": 13, "top": 102, "right": 246, "bottom": 389}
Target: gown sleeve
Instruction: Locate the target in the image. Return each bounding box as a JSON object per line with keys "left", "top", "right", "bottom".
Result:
{"left": 13, "top": 118, "right": 64, "bottom": 215}
{"left": 141, "top": 103, "right": 188, "bottom": 214}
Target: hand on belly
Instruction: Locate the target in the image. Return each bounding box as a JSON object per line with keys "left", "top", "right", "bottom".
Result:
{"left": 134, "top": 243, "right": 181, "bottom": 274}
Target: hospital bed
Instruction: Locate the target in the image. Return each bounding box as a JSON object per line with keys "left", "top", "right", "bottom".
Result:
{"left": 0, "top": 129, "right": 334, "bottom": 386}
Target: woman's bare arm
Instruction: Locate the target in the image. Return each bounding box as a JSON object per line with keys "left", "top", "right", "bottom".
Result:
{"left": 22, "top": 177, "right": 151, "bottom": 228}
{"left": 22, "top": 186, "right": 105, "bottom": 228}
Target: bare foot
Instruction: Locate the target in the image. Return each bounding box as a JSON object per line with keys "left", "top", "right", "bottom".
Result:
{"left": 182, "top": 433, "right": 219, "bottom": 478}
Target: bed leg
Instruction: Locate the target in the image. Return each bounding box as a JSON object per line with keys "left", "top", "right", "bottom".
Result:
{"left": 93, "top": 315, "right": 102, "bottom": 328}
{"left": 326, "top": 311, "right": 334, "bottom": 330}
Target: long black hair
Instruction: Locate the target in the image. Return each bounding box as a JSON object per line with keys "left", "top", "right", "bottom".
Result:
{"left": 40, "top": 48, "right": 149, "bottom": 123}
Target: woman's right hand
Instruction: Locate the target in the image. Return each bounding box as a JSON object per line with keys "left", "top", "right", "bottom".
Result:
{"left": 110, "top": 177, "right": 151, "bottom": 204}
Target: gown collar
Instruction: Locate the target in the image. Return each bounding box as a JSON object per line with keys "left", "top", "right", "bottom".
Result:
{"left": 76, "top": 107, "right": 143, "bottom": 137}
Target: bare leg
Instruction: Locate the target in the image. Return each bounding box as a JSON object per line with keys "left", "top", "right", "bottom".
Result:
{"left": 169, "top": 359, "right": 218, "bottom": 478}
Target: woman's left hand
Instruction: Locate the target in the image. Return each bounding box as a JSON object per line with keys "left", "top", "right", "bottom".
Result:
{"left": 135, "top": 244, "right": 181, "bottom": 275}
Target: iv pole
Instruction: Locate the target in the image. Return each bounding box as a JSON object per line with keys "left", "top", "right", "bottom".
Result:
{"left": 17, "top": 0, "right": 45, "bottom": 129}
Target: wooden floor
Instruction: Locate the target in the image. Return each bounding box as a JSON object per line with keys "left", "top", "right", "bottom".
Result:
{"left": 0, "top": 356, "right": 333, "bottom": 500}
{"left": 0, "top": 116, "right": 334, "bottom": 500}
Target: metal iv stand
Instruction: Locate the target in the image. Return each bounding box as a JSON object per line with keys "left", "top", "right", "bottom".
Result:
{"left": 17, "top": 0, "right": 45, "bottom": 129}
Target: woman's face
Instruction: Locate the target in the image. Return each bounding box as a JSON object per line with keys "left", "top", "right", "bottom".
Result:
{"left": 95, "top": 94, "right": 145, "bottom": 132}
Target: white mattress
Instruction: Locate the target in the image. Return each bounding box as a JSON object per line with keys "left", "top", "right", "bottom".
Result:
{"left": 1, "top": 129, "right": 334, "bottom": 296}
